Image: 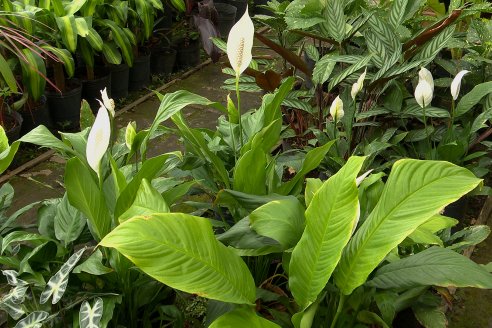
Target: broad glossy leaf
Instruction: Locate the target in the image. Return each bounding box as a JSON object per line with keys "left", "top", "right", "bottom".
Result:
{"left": 65, "top": 158, "right": 111, "bottom": 240}
{"left": 40, "top": 247, "right": 86, "bottom": 304}
{"left": 73, "top": 249, "right": 112, "bottom": 275}
{"left": 249, "top": 197, "right": 305, "bottom": 249}
{"left": 79, "top": 297, "right": 103, "bottom": 328}
{"left": 54, "top": 194, "right": 86, "bottom": 246}
{"left": 19, "top": 125, "right": 76, "bottom": 156}
{"left": 335, "top": 160, "right": 482, "bottom": 295}
{"left": 2, "top": 270, "right": 28, "bottom": 286}
{"left": 289, "top": 156, "right": 365, "bottom": 309}
{"left": 455, "top": 81, "right": 492, "bottom": 117}
{"left": 14, "top": 311, "right": 49, "bottom": 328}
{"left": 0, "top": 53, "right": 17, "bottom": 92}
{"left": 210, "top": 306, "right": 280, "bottom": 327}
{"left": 118, "top": 179, "right": 169, "bottom": 223}
{"left": 100, "top": 213, "right": 256, "bottom": 304}
{"left": 367, "top": 247, "right": 492, "bottom": 289}
{"left": 233, "top": 148, "right": 267, "bottom": 195}
{"left": 114, "top": 152, "right": 180, "bottom": 219}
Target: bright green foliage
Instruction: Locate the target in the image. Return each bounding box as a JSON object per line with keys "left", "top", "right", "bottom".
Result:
{"left": 249, "top": 197, "right": 305, "bottom": 249}
{"left": 334, "top": 160, "right": 482, "bottom": 295}
{"left": 289, "top": 156, "right": 365, "bottom": 309}
{"left": 367, "top": 247, "right": 492, "bottom": 289}
{"left": 210, "top": 306, "right": 280, "bottom": 327}
{"left": 100, "top": 213, "right": 256, "bottom": 305}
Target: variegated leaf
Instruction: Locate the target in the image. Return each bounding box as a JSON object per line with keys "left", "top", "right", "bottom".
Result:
{"left": 40, "top": 248, "right": 86, "bottom": 304}
{"left": 2, "top": 270, "right": 28, "bottom": 286}
{"left": 14, "top": 311, "right": 49, "bottom": 328}
{"left": 79, "top": 297, "right": 103, "bottom": 328}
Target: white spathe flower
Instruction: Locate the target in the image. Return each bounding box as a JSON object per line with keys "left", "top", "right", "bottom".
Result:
{"left": 330, "top": 96, "right": 344, "bottom": 121}
{"left": 451, "top": 70, "right": 470, "bottom": 100}
{"left": 86, "top": 104, "right": 111, "bottom": 176}
{"left": 418, "top": 67, "right": 434, "bottom": 92}
{"left": 227, "top": 6, "right": 254, "bottom": 76}
{"left": 100, "top": 88, "right": 115, "bottom": 116}
{"left": 414, "top": 79, "right": 433, "bottom": 108}
{"left": 351, "top": 69, "right": 367, "bottom": 100}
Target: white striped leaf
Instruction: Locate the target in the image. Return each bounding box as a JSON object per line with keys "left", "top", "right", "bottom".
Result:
{"left": 2, "top": 270, "right": 28, "bottom": 287}
{"left": 40, "top": 247, "right": 86, "bottom": 304}
{"left": 413, "top": 26, "right": 455, "bottom": 62}
{"left": 79, "top": 297, "right": 103, "bottom": 328}
{"left": 14, "top": 311, "right": 49, "bottom": 328}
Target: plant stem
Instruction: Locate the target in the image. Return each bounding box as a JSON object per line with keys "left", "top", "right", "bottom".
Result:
{"left": 450, "top": 99, "right": 455, "bottom": 128}
{"left": 422, "top": 106, "right": 432, "bottom": 158}
{"left": 235, "top": 74, "right": 243, "bottom": 150}
{"left": 330, "top": 293, "right": 346, "bottom": 328}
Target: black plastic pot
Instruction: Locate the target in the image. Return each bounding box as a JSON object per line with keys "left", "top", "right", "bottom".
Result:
{"left": 81, "top": 70, "right": 112, "bottom": 113}
{"left": 175, "top": 39, "right": 201, "bottom": 70}
{"left": 46, "top": 80, "right": 83, "bottom": 131}
{"left": 253, "top": 0, "right": 270, "bottom": 16}
{"left": 110, "top": 64, "right": 129, "bottom": 100}
{"left": 20, "top": 96, "right": 53, "bottom": 135}
{"left": 129, "top": 52, "right": 151, "bottom": 91}
{"left": 151, "top": 47, "right": 177, "bottom": 76}
{"left": 5, "top": 111, "right": 23, "bottom": 142}
{"left": 215, "top": 3, "right": 237, "bottom": 37}
{"left": 228, "top": 0, "right": 247, "bottom": 22}
{"left": 443, "top": 197, "right": 469, "bottom": 220}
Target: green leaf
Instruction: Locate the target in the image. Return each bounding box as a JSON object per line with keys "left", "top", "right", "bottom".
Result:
{"left": 79, "top": 297, "right": 103, "bottom": 328}
{"left": 335, "top": 160, "right": 482, "bottom": 295}
{"left": 65, "top": 158, "right": 112, "bottom": 240}
{"left": 328, "top": 55, "right": 372, "bottom": 91}
{"left": 19, "top": 48, "right": 46, "bottom": 102}
{"left": 56, "top": 15, "right": 78, "bottom": 53}
{"left": 210, "top": 306, "right": 280, "bottom": 327}
{"left": 289, "top": 156, "right": 365, "bottom": 309}
{"left": 73, "top": 249, "right": 112, "bottom": 275}
{"left": 19, "top": 125, "right": 76, "bottom": 156}
{"left": 114, "top": 152, "right": 181, "bottom": 219}
{"left": 277, "top": 141, "right": 335, "bottom": 195}
{"left": 249, "top": 197, "right": 305, "bottom": 249}
{"left": 389, "top": 0, "right": 409, "bottom": 28}
{"left": 305, "top": 178, "right": 323, "bottom": 208}
{"left": 0, "top": 53, "right": 17, "bottom": 92}
{"left": 65, "top": 0, "right": 88, "bottom": 15}
{"left": 100, "top": 213, "right": 256, "bottom": 304}
{"left": 118, "top": 179, "right": 169, "bottom": 223}
{"left": 322, "top": 0, "right": 345, "bottom": 43}
{"left": 455, "top": 81, "right": 492, "bottom": 117}
{"left": 413, "top": 304, "right": 447, "bottom": 328}
{"left": 367, "top": 247, "right": 492, "bottom": 289}
{"left": 14, "top": 311, "right": 49, "bottom": 328}
{"left": 233, "top": 148, "right": 267, "bottom": 195}
{"left": 0, "top": 141, "right": 20, "bottom": 175}
{"left": 54, "top": 194, "right": 86, "bottom": 247}
{"left": 413, "top": 26, "right": 455, "bottom": 62}
{"left": 40, "top": 247, "right": 86, "bottom": 304}
{"left": 312, "top": 53, "right": 337, "bottom": 85}
{"left": 80, "top": 99, "right": 95, "bottom": 130}
{"left": 41, "top": 46, "right": 75, "bottom": 78}
{"left": 171, "top": 113, "right": 230, "bottom": 189}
